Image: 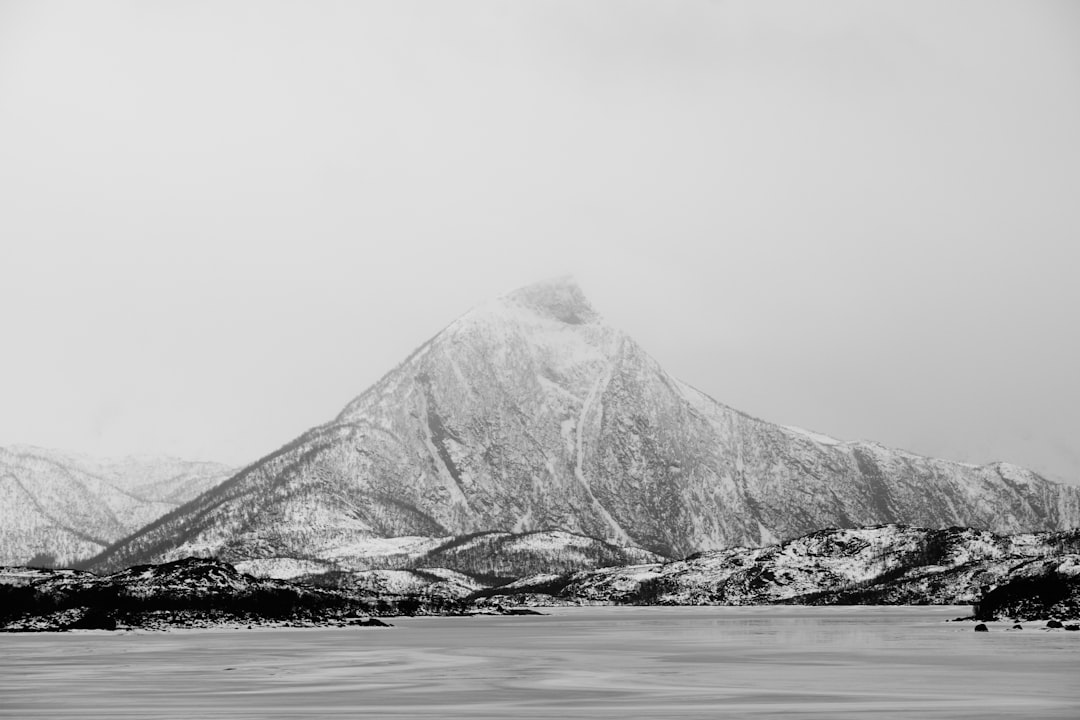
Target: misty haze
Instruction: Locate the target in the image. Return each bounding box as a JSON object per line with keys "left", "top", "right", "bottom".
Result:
{"left": 1, "top": 1, "right": 1078, "bottom": 718}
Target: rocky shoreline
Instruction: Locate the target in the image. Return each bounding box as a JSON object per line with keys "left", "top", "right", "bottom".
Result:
{"left": 5, "top": 525, "right": 1078, "bottom": 632}
{"left": 0, "top": 557, "right": 478, "bottom": 632}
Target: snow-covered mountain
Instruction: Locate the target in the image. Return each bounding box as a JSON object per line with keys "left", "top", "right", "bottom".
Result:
{"left": 86, "top": 278, "right": 1080, "bottom": 572}
{"left": 0, "top": 445, "right": 232, "bottom": 565}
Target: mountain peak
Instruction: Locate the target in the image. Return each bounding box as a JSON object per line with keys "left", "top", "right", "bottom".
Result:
{"left": 83, "top": 279, "right": 1080, "bottom": 571}
{"left": 501, "top": 276, "right": 598, "bottom": 325}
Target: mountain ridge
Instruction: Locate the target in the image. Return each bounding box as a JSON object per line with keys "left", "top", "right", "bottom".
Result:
{"left": 0, "top": 445, "right": 233, "bottom": 566}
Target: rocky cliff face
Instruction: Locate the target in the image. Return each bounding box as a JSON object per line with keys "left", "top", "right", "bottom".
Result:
{"left": 86, "top": 278, "right": 1080, "bottom": 572}
{"left": 0, "top": 446, "right": 232, "bottom": 565}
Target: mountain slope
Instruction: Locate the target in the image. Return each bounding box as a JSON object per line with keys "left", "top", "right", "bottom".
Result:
{"left": 0, "top": 446, "right": 232, "bottom": 565}
{"left": 228, "top": 530, "right": 664, "bottom": 582}
{"left": 87, "top": 278, "right": 1080, "bottom": 571}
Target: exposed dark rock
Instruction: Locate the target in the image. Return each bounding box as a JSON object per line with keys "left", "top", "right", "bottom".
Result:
{"left": 1064, "top": 624, "right": 1079, "bottom": 631}
{"left": 66, "top": 607, "right": 117, "bottom": 631}
{"left": 1046, "top": 620, "right": 1064, "bottom": 628}
{"left": 974, "top": 623, "right": 989, "bottom": 632}
{"left": 973, "top": 560, "right": 1080, "bottom": 622}
{"left": 1, "top": 557, "right": 380, "bottom": 632}
{"left": 500, "top": 607, "right": 544, "bottom": 615}
{"left": 1012, "top": 624, "right": 1023, "bottom": 630}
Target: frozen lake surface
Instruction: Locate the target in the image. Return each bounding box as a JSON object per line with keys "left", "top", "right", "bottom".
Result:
{"left": 2, "top": 606, "right": 1078, "bottom": 719}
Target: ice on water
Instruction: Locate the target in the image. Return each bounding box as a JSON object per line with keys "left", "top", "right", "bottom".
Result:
{"left": 3, "top": 606, "right": 1078, "bottom": 719}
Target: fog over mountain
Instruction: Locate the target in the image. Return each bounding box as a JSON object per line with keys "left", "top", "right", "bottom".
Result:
{"left": 0, "top": 1, "right": 1077, "bottom": 487}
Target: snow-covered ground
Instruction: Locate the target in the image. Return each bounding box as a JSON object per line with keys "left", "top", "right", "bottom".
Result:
{"left": 2, "top": 607, "right": 1077, "bottom": 719}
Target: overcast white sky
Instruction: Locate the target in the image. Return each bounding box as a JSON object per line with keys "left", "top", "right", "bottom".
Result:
{"left": 1, "top": 1, "right": 1078, "bottom": 482}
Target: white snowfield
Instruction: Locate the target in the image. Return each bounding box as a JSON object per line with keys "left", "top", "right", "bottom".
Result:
{"left": 222, "top": 529, "right": 659, "bottom": 586}
{"left": 233, "top": 557, "right": 331, "bottom": 580}
{"left": 332, "top": 568, "right": 485, "bottom": 598}
{"left": 780, "top": 424, "right": 845, "bottom": 446}
{"left": 2, "top": 607, "right": 1078, "bottom": 719}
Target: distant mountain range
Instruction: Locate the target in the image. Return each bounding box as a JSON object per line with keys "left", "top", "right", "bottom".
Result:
{"left": 912, "top": 432, "right": 1080, "bottom": 489}
{"left": 0, "top": 445, "right": 232, "bottom": 566}
{"left": 80, "top": 278, "right": 1079, "bottom": 574}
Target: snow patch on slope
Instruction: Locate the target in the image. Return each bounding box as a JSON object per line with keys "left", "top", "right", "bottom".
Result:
{"left": 781, "top": 425, "right": 844, "bottom": 446}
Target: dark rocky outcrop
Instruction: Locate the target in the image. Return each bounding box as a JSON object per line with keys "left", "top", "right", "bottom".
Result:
{"left": 972, "top": 558, "right": 1080, "bottom": 622}
{"left": 0, "top": 557, "right": 377, "bottom": 631}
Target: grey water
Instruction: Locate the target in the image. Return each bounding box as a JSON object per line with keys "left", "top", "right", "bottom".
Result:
{"left": 2, "top": 606, "right": 1078, "bottom": 719}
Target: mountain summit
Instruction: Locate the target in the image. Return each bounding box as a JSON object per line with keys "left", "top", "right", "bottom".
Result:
{"left": 88, "top": 281, "right": 1080, "bottom": 571}
{"left": 501, "top": 276, "right": 599, "bottom": 325}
